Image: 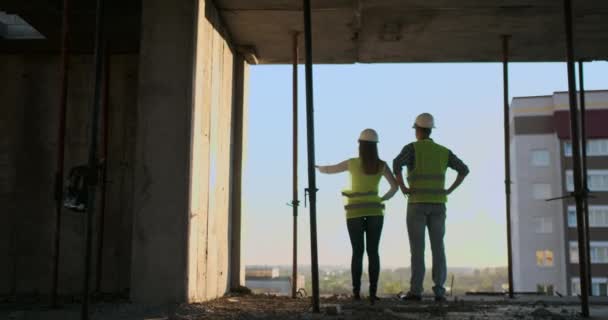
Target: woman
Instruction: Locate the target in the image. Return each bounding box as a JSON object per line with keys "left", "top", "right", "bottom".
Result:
{"left": 316, "top": 128, "right": 398, "bottom": 303}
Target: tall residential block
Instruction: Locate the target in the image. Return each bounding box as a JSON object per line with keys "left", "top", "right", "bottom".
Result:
{"left": 511, "top": 90, "right": 608, "bottom": 296}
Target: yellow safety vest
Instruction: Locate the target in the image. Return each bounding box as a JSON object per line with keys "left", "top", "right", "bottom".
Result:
{"left": 407, "top": 140, "right": 449, "bottom": 204}
{"left": 342, "top": 158, "right": 384, "bottom": 219}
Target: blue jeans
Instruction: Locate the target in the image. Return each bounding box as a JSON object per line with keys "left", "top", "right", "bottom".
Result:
{"left": 407, "top": 203, "right": 447, "bottom": 297}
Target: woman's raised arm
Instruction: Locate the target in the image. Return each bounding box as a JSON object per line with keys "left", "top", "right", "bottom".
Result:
{"left": 316, "top": 160, "right": 349, "bottom": 174}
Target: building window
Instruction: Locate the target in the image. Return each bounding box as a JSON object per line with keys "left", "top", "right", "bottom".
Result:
{"left": 570, "top": 242, "right": 608, "bottom": 264}
{"left": 595, "top": 281, "right": 608, "bottom": 296}
{"left": 568, "top": 206, "right": 608, "bottom": 228}
{"left": 536, "top": 284, "right": 554, "bottom": 295}
{"left": 568, "top": 207, "right": 577, "bottom": 227}
{"left": 588, "top": 171, "right": 608, "bottom": 191}
{"left": 591, "top": 246, "right": 608, "bottom": 264}
{"left": 570, "top": 242, "right": 579, "bottom": 264}
{"left": 534, "top": 217, "right": 553, "bottom": 234}
{"left": 564, "top": 142, "right": 573, "bottom": 157}
{"left": 566, "top": 170, "right": 608, "bottom": 192}
{"left": 536, "top": 250, "right": 554, "bottom": 267}
{"left": 564, "top": 139, "right": 608, "bottom": 157}
{"left": 531, "top": 149, "right": 550, "bottom": 167}
{"left": 572, "top": 278, "right": 608, "bottom": 296}
{"left": 588, "top": 139, "right": 608, "bottom": 156}
{"left": 532, "top": 184, "right": 552, "bottom": 200}
{"left": 572, "top": 278, "right": 581, "bottom": 296}
{"left": 589, "top": 206, "right": 608, "bottom": 227}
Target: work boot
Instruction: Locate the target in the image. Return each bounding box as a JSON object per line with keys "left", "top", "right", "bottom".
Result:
{"left": 399, "top": 292, "right": 422, "bottom": 302}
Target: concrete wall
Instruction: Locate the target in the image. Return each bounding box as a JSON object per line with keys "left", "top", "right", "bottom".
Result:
{"left": 1, "top": 0, "right": 248, "bottom": 304}
{"left": 0, "top": 54, "right": 138, "bottom": 296}
{"left": 131, "top": 0, "right": 247, "bottom": 304}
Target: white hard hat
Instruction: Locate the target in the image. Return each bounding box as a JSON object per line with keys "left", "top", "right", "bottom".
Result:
{"left": 413, "top": 113, "right": 435, "bottom": 129}
{"left": 358, "top": 128, "right": 379, "bottom": 143}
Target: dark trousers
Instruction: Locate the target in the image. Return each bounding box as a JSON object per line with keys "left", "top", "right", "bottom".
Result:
{"left": 346, "top": 215, "right": 384, "bottom": 296}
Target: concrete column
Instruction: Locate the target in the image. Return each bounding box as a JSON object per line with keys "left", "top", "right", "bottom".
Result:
{"left": 132, "top": 0, "right": 244, "bottom": 304}
{"left": 131, "top": 0, "right": 197, "bottom": 303}
{"left": 229, "top": 56, "right": 248, "bottom": 290}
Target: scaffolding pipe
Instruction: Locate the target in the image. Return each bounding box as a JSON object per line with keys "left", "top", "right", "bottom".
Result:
{"left": 563, "top": 0, "right": 590, "bottom": 317}
{"left": 501, "top": 34, "right": 514, "bottom": 300}
{"left": 302, "top": 0, "right": 320, "bottom": 313}
{"left": 291, "top": 31, "right": 300, "bottom": 299}
{"left": 51, "top": 0, "right": 70, "bottom": 307}
{"left": 578, "top": 60, "right": 592, "bottom": 296}
{"left": 82, "top": 0, "right": 106, "bottom": 318}
{"left": 95, "top": 43, "right": 110, "bottom": 293}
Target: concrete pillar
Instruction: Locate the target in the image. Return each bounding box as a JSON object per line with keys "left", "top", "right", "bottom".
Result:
{"left": 229, "top": 56, "right": 248, "bottom": 290}
{"left": 132, "top": 0, "right": 246, "bottom": 304}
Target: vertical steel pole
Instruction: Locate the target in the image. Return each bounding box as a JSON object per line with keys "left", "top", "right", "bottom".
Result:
{"left": 95, "top": 44, "right": 110, "bottom": 293}
{"left": 51, "top": 0, "right": 70, "bottom": 307}
{"left": 291, "top": 32, "right": 300, "bottom": 299}
{"left": 82, "top": 0, "right": 105, "bottom": 318}
{"left": 302, "top": 0, "right": 320, "bottom": 313}
{"left": 578, "top": 60, "right": 592, "bottom": 296}
{"left": 502, "top": 34, "right": 515, "bottom": 299}
{"left": 564, "top": 0, "right": 590, "bottom": 316}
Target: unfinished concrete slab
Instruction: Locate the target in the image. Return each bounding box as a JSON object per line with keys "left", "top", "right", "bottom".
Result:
{"left": 2, "top": 295, "right": 608, "bottom": 319}
{"left": 216, "top": 0, "right": 608, "bottom": 63}
{"left": 3, "top": 1, "right": 608, "bottom": 62}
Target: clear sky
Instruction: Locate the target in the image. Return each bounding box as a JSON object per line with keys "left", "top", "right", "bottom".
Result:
{"left": 243, "top": 61, "right": 608, "bottom": 269}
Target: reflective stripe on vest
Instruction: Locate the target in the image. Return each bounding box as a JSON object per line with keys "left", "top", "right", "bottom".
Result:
{"left": 341, "top": 191, "right": 377, "bottom": 198}
{"left": 407, "top": 174, "right": 445, "bottom": 182}
{"left": 344, "top": 203, "right": 385, "bottom": 210}
{"left": 409, "top": 188, "right": 447, "bottom": 195}
{"left": 407, "top": 140, "right": 449, "bottom": 204}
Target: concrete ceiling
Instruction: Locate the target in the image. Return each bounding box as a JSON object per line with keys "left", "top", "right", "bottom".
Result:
{"left": 216, "top": 0, "right": 608, "bottom": 63}
{"left": 0, "top": 0, "right": 140, "bottom": 53}
{"left": 2, "top": 0, "right": 607, "bottom": 63}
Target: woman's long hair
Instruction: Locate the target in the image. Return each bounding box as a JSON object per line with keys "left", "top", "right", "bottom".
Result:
{"left": 359, "top": 141, "right": 383, "bottom": 174}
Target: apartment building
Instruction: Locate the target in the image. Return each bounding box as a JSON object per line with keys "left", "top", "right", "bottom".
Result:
{"left": 510, "top": 90, "right": 608, "bottom": 296}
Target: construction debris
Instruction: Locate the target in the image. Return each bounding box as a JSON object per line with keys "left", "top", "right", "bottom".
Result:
{"left": 1, "top": 294, "right": 601, "bottom": 320}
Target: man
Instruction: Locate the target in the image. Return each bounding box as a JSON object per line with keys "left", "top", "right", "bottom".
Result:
{"left": 393, "top": 113, "right": 469, "bottom": 302}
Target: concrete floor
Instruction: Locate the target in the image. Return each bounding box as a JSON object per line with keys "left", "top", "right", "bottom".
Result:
{"left": 2, "top": 294, "right": 608, "bottom": 320}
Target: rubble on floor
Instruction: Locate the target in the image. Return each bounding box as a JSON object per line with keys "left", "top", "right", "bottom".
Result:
{"left": 2, "top": 294, "right": 606, "bottom": 320}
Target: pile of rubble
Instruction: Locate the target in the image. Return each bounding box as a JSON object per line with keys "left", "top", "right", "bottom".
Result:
{"left": 0, "top": 294, "right": 595, "bottom": 320}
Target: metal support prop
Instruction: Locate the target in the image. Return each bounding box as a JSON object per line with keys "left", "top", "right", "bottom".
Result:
{"left": 51, "top": 0, "right": 70, "bottom": 307}
{"left": 95, "top": 43, "right": 110, "bottom": 293}
{"left": 563, "top": 0, "right": 590, "bottom": 317}
{"left": 578, "top": 60, "right": 592, "bottom": 296}
{"left": 291, "top": 31, "right": 300, "bottom": 299}
{"left": 82, "top": 0, "right": 106, "bottom": 318}
{"left": 502, "top": 34, "right": 515, "bottom": 299}
{"left": 302, "top": 0, "right": 320, "bottom": 313}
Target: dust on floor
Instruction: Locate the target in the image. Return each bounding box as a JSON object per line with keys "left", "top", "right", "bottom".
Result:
{"left": 2, "top": 294, "right": 603, "bottom": 320}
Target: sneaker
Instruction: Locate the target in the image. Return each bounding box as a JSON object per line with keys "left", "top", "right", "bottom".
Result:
{"left": 434, "top": 295, "right": 447, "bottom": 303}
{"left": 399, "top": 292, "right": 422, "bottom": 302}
